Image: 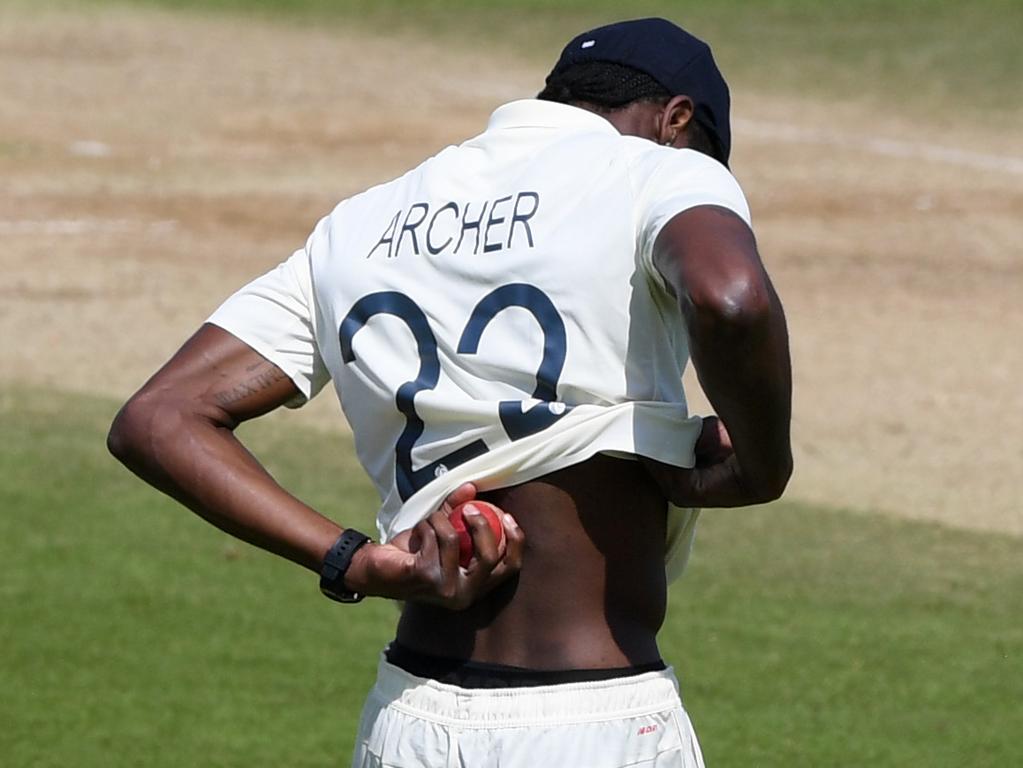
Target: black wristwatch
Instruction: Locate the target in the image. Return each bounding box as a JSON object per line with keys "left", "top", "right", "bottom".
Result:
{"left": 319, "top": 529, "right": 372, "bottom": 603}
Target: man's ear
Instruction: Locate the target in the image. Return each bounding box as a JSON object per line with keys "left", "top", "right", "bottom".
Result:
{"left": 657, "top": 95, "right": 695, "bottom": 147}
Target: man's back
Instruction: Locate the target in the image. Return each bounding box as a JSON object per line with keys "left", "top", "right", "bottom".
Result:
{"left": 397, "top": 453, "right": 671, "bottom": 669}
{"left": 204, "top": 98, "right": 753, "bottom": 671}
{"left": 252, "top": 100, "right": 750, "bottom": 540}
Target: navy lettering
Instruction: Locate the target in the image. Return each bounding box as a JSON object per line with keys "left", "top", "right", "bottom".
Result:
{"left": 395, "top": 203, "right": 429, "bottom": 258}
{"left": 426, "top": 202, "right": 459, "bottom": 255}
{"left": 454, "top": 201, "right": 489, "bottom": 256}
{"left": 366, "top": 210, "right": 401, "bottom": 259}
{"left": 483, "top": 195, "right": 512, "bottom": 253}
{"left": 370, "top": 192, "right": 538, "bottom": 260}
{"left": 508, "top": 192, "right": 539, "bottom": 249}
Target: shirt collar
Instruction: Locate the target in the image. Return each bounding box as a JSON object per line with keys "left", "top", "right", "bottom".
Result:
{"left": 486, "top": 99, "right": 620, "bottom": 135}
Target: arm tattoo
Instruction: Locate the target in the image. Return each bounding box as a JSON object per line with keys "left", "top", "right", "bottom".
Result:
{"left": 212, "top": 364, "right": 290, "bottom": 408}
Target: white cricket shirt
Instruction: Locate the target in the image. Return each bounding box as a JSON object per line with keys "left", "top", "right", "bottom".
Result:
{"left": 209, "top": 99, "right": 751, "bottom": 579}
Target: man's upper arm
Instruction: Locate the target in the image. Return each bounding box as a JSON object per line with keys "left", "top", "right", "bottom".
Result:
{"left": 128, "top": 324, "right": 303, "bottom": 426}
{"left": 207, "top": 235, "right": 331, "bottom": 408}
{"left": 633, "top": 149, "right": 751, "bottom": 293}
{"left": 123, "top": 227, "right": 332, "bottom": 427}
{"left": 652, "top": 204, "right": 769, "bottom": 319}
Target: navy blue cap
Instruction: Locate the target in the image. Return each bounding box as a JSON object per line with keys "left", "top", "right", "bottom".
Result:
{"left": 549, "top": 18, "right": 731, "bottom": 164}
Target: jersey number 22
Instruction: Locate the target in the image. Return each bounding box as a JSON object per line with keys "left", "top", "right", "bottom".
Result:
{"left": 339, "top": 283, "right": 569, "bottom": 501}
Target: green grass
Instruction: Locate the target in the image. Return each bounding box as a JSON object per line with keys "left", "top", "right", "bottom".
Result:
{"left": 2, "top": 387, "right": 1021, "bottom": 766}
{"left": 80, "top": 0, "right": 1023, "bottom": 126}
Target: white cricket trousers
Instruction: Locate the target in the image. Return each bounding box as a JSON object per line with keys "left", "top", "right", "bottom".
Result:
{"left": 351, "top": 656, "right": 706, "bottom": 768}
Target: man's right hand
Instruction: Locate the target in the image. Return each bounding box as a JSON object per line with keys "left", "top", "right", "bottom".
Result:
{"left": 345, "top": 483, "right": 525, "bottom": 611}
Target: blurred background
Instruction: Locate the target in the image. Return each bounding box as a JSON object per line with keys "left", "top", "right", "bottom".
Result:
{"left": 2, "top": 1, "right": 1020, "bottom": 765}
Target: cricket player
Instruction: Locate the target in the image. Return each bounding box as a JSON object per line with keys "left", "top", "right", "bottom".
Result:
{"left": 109, "top": 18, "right": 792, "bottom": 767}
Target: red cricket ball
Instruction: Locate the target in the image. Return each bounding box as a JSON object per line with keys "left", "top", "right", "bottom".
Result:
{"left": 449, "top": 501, "right": 506, "bottom": 568}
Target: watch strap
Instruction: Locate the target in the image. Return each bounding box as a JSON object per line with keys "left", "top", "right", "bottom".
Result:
{"left": 319, "top": 529, "right": 371, "bottom": 603}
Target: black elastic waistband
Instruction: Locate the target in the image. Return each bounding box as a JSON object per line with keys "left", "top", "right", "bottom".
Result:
{"left": 385, "top": 642, "right": 666, "bottom": 689}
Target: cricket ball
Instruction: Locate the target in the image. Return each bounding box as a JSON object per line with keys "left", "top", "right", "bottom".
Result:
{"left": 449, "top": 501, "right": 505, "bottom": 568}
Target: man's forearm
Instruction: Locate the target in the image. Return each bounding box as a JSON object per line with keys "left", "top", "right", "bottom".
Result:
{"left": 686, "top": 275, "right": 792, "bottom": 501}
{"left": 107, "top": 324, "right": 525, "bottom": 609}
{"left": 108, "top": 394, "right": 341, "bottom": 573}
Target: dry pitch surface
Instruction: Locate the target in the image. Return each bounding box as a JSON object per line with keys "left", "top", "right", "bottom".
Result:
{"left": 2, "top": 5, "right": 1020, "bottom": 536}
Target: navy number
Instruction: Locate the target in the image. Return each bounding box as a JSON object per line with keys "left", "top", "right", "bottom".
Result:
{"left": 340, "top": 285, "right": 568, "bottom": 500}
{"left": 458, "top": 283, "right": 570, "bottom": 440}
{"left": 339, "top": 292, "right": 488, "bottom": 501}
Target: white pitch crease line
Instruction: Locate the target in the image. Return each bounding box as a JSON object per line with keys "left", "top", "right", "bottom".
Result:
{"left": 0, "top": 219, "right": 178, "bottom": 235}
{"left": 734, "top": 118, "right": 1023, "bottom": 176}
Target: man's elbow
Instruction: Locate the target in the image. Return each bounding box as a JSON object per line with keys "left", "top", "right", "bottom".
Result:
{"left": 107, "top": 393, "right": 183, "bottom": 469}
{"left": 107, "top": 396, "right": 150, "bottom": 467}
{"left": 687, "top": 270, "right": 773, "bottom": 331}
{"left": 754, "top": 451, "right": 793, "bottom": 504}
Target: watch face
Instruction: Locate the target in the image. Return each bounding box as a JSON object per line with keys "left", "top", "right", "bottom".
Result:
{"left": 320, "top": 583, "right": 363, "bottom": 603}
{"left": 320, "top": 567, "right": 362, "bottom": 602}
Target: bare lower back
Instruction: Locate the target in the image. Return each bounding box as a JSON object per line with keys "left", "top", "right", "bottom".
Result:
{"left": 395, "top": 454, "right": 670, "bottom": 669}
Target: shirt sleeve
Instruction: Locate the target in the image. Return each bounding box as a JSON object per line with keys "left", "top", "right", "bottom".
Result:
{"left": 207, "top": 237, "right": 330, "bottom": 408}
{"left": 634, "top": 149, "right": 752, "bottom": 291}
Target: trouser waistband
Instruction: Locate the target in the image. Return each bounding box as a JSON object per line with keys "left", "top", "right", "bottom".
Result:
{"left": 385, "top": 642, "right": 666, "bottom": 689}
{"left": 369, "top": 653, "right": 684, "bottom": 728}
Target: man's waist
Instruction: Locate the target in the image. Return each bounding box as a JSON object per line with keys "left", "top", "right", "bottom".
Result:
{"left": 385, "top": 641, "right": 665, "bottom": 689}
